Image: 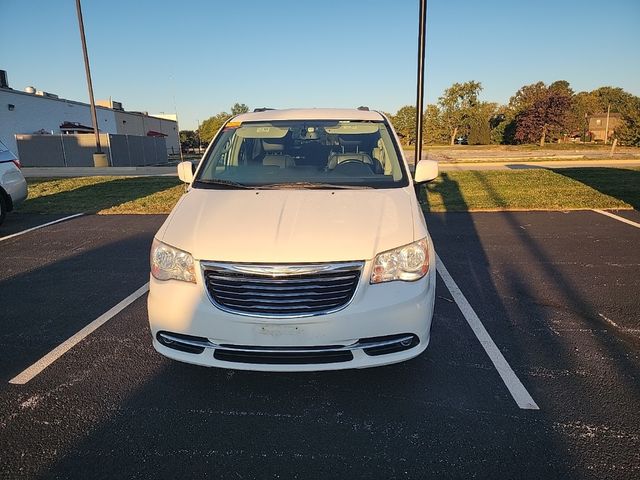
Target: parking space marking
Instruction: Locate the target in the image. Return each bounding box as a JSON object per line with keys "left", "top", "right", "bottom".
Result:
{"left": 592, "top": 209, "right": 640, "bottom": 229}
{"left": 436, "top": 254, "right": 539, "bottom": 410}
{"left": 0, "top": 213, "right": 85, "bottom": 242}
{"left": 9, "top": 283, "right": 149, "bottom": 385}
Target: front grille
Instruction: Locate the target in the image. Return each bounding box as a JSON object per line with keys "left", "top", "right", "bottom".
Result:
{"left": 214, "top": 349, "right": 353, "bottom": 364}
{"left": 203, "top": 262, "right": 363, "bottom": 317}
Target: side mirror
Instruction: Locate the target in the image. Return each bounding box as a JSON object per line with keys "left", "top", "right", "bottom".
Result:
{"left": 177, "top": 161, "right": 194, "bottom": 183}
{"left": 414, "top": 159, "right": 438, "bottom": 183}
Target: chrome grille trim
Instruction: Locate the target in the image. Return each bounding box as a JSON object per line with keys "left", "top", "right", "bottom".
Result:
{"left": 207, "top": 274, "right": 359, "bottom": 283}
{"left": 157, "top": 331, "right": 416, "bottom": 354}
{"left": 201, "top": 261, "right": 364, "bottom": 318}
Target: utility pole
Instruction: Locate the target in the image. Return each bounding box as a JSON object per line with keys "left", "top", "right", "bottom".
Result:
{"left": 169, "top": 75, "right": 184, "bottom": 162}
{"left": 413, "top": 0, "right": 427, "bottom": 167}
{"left": 604, "top": 103, "right": 611, "bottom": 145}
{"left": 75, "top": 0, "right": 107, "bottom": 167}
{"left": 197, "top": 119, "right": 202, "bottom": 154}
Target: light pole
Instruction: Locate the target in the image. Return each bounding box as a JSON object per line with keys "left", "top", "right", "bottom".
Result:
{"left": 75, "top": 0, "right": 107, "bottom": 167}
{"left": 197, "top": 119, "right": 202, "bottom": 154}
{"left": 604, "top": 103, "right": 611, "bottom": 144}
{"left": 413, "top": 0, "right": 427, "bottom": 166}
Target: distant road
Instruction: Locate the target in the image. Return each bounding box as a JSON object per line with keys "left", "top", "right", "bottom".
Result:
{"left": 439, "top": 158, "right": 640, "bottom": 171}
{"left": 404, "top": 146, "right": 640, "bottom": 163}
{"left": 20, "top": 158, "right": 640, "bottom": 178}
{"left": 404, "top": 148, "right": 640, "bottom": 170}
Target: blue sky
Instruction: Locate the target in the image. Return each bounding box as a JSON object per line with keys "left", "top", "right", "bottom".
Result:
{"left": 1, "top": 0, "right": 639, "bottom": 130}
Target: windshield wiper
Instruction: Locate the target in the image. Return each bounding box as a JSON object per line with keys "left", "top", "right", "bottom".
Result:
{"left": 193, "top": 178, "right": 255, "bottom": 189}
{"left": 257, "top": 182, "right": 372, "bottom": 190}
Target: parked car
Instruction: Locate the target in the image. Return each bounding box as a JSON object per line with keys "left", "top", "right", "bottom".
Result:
{"left": 0, "top": 139, "right": 28, "bottom": 226}
{"left": 147, "top": 108, "right": 439, "bottom": 371}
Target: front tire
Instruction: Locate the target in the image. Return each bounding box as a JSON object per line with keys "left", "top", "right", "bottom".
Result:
{"left": 0, "top": 192, "right": 7, "bottom": 226}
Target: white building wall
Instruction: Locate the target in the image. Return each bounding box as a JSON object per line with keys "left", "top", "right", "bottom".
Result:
{"left": 0, "top": 89, "right": 117, "bottom": 153}
{"left": 112, "top": 111, "right": 179, "bottom": 154}
{"left": 1, "top": 88, "right": 179, "bottom": 156}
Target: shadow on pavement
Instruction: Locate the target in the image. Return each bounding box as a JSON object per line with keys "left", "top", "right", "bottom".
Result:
{"left": 422, "top": 173, "right": 640, "bottom": 477}
{"left": 2, "top": 186, "right": 638, "bottom": 478}
{"left": 36, "top": 342, "right": 579, "bottom": 480}
{"left": 505, "top": 163, "right": 546, "bottom": 169}
{"left": 0, "top": 213, "right": 70, "bottom": 237}
{"left": 0, "top": 215, "right": 165, "bottom": 383}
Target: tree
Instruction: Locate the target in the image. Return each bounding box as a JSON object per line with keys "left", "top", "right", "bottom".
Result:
{"left": 587, "top": 87, "right": 640, "bottom": 145}
{"left": 513, "top": 85, "right": 571, "bottom": 145}
{"left": 489, "top": 105, "right": 515, "bottom": 144}
{"left": 549, "top": 80, "right": 574, "bottom": 98}
{"left": 508, "top": 81, "right": 548, "bottom": 113}
{"left": 438, "top": 81, "right": 483, "bottom": 145}
{"left": 198, "top": 103, "right": 251, "bottom": 143}
{"left": 566, "top": 91, "right": 601, "bottom": 140}
{"left": 591, "top": 87, "right": 633, "bottom": 113}
{"left": 497, "top": 82, "right": 551, "bottom": 145}
{"left": 423, "top": 104, "right": 448, "bottom": 144}
{"left": 179, "top": 130, "right": 198, "bottom": 152}
{"left": 199, "top": 111, "right": 231, "bottom": 143}
{"left": 468, "top": 102, "right": 497, "bottom": 145}
{"left": 615, "top": 95, "right": 640, "bottom": 146}
{"left": 390, "top": 105, "right": 417, "bottom": 145}
{"left": 231, "top": 103, "right": 249, "bottom": 115}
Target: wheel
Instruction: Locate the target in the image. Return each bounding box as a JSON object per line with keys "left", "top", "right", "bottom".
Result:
{"left": 0, "top": 192, "right": 6, "bottom": 226}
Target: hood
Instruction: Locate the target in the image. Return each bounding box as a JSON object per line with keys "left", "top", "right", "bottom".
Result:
{"left": 160, "top": 187, "right": 416, "bottom": 263}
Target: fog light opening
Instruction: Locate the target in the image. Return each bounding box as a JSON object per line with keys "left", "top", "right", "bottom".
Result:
{"left": 361, "top": 334, "right": 419, "bottom": 356}
{"left": 157, "top": 331, "right": 207, "bottom": 354}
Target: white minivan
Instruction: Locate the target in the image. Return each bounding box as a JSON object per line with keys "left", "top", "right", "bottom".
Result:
{"left": 148, "top": 108, "right": 438, "bottom": 371}
{"left": 0, "top": 139, "right": 28, "bottom": 226}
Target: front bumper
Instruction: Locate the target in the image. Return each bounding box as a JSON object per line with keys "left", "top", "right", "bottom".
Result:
{"left": 147, "top": 260, "right": 436, "bottom": 371}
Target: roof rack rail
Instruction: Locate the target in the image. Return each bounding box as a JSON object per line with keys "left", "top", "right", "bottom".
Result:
{"left": 253, "top": 107, "right": 275, "bottom": 112}
{"left": 357, "top": 106, "right": 369, "bottom": 111}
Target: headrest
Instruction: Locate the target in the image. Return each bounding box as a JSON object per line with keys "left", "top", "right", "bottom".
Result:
{"left": 263, "top": 140, "right": 284, "bottom": 152}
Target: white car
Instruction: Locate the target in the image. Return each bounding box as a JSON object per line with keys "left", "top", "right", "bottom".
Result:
{"left": 0, "top": 139, "right": 28, "bottom": 226}
{"left": 148, "top": 108, "right": 438, "bottom": 371}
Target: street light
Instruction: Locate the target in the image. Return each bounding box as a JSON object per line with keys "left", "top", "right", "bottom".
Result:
{"left": 414, "top": 0, "right": 427, "bottom": 165}
{"left": 75, "top": 0, "right": 108, "bottom": 167}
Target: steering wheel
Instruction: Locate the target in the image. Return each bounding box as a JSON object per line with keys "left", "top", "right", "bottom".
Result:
{"left": 332, "top": 159, "right": 375, "bottom": 174}
{"left": 338, "top": 159, "right": 367, "bottom": 166}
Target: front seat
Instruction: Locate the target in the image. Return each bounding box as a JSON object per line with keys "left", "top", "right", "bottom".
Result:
{"left": 262, "top": 140, "right": 296, "bottom": 168}
{"left": 372, "top": 138, "right": 391, "bottom": 175}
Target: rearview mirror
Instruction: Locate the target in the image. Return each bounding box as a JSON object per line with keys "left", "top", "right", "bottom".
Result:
{"left": 414, "top": 159, "right": 438, "bottom": 183}
{"left": 177, "top": 161, "right": 194, "bottom": 183}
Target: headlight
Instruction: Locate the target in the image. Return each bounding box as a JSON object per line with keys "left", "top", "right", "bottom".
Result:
{"left": 150, "top": 238, "right": 196, "bottom": 283}
{"left": 370, "top": 238, "right": 430, "bottom": 284}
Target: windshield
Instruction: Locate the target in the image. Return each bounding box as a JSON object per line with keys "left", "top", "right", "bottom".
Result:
{"left": 194, "top": 120, "right": 408, "bottom": 189}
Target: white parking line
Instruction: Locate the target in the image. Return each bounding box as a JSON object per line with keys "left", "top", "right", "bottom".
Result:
{"left": 0, "top": 213, "right": 85, "bottom": 242}
{"left": 592, "top": 209, "right": 640, "bottom": 229}
{"left": 436, "top": 254, "right": 539, "bottom": 410}
{"left": 9, "top": 283, "right": 149, "bottom": 385}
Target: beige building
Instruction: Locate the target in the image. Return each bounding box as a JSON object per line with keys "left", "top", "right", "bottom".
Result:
{"left": 588, "top": 113, "right": 622, "bottom": 142}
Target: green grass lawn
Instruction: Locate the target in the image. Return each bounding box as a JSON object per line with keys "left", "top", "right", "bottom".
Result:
{"left": 437, "top": 156, "right": 639, "bottom": 164}
{"left": 17, "top": 168, "right": 639, "bottom": 215}
{"left": 422, "top": 168, "right": 639, "bottom": 211}
{"left": 20, "top": 176, "right": 184, "bottom": 214}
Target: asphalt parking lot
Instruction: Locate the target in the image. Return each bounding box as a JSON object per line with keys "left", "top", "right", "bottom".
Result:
{"left": 1, "top": 210, "right": 638, "bottom": 479}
